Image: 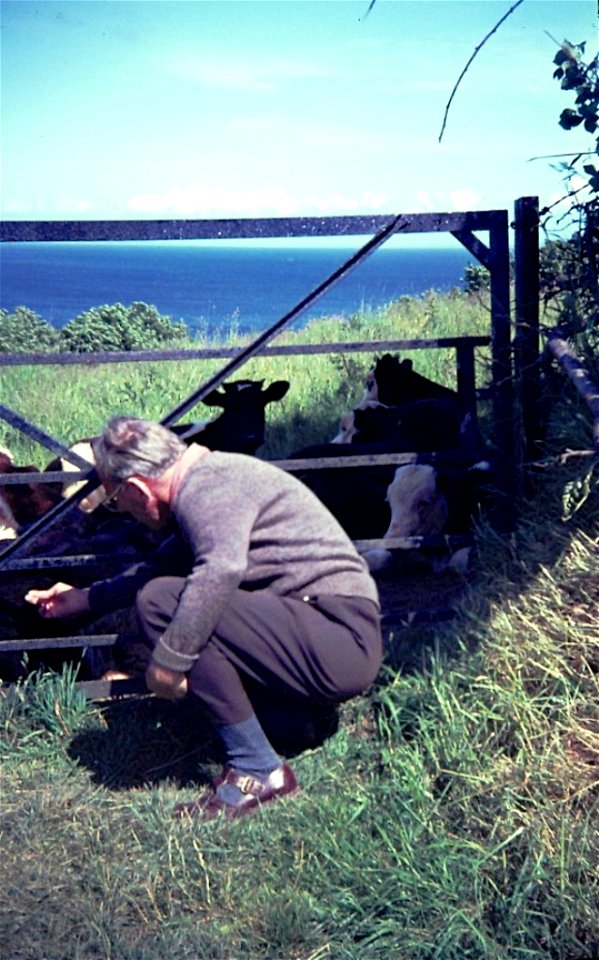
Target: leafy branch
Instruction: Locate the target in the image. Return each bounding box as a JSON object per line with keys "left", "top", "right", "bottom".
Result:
{"left": 540, "top": 39, "right": 598, "bottom": 370}
{"left": 550, "top": 38, "right": 599, "bottom": 193}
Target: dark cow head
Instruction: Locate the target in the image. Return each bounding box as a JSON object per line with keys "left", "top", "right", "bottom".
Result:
{"left": 176, "top": 378, "right": 290, "bottom": 454}
{"left": 367, "top": 354, "right": 457, "bottom": 407}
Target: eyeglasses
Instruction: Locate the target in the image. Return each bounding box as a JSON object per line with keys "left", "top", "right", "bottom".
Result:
{"left": 102, "top": 482, "right": 126, "bottom": 513}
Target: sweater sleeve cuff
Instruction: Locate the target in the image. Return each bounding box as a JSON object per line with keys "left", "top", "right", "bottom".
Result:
{"left": 151, "top": 637, "right": 198, "bottom": 673}
{"left": 88, "top": 581, "right": 117, "bottom": 614}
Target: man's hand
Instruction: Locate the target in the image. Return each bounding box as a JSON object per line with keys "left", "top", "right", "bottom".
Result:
{"left": 25, "top": 582, "right": 90, "bottom": 619}
{"left": 145, "top": 662, "right": 188, "bottom": 700}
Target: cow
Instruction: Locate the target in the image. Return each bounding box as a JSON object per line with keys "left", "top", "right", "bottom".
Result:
{"left": 361, "top": 463, "right": 450, "bottom": 573}
{"left": 361, "top": 353, "right": 458, "bottom": 407}
{"left": 292, "top": 372, "right": 486, "bottom": 542}
{"left": 41, "top": 377, "right": 292, "bottom": 512}
{"left": 348, "top": 352, "right": 485, "bottom": 455}
{"left": 0, "top": 441, "right": 124, "bottom": 558}
{"left": 53, "top": 440, "right": 105, "bottom": 513}
{"left": 287, "top": 426, "right": 491, "bottom": 551}
{"left": 285, "top": 441, "right": 399, "bottom": 539}
{"left": 362, "top": 461, "right": 490, "bottom": 575}
{"left": 331, "top": 398, "right": 463, "bottom": 450}
{"left": 385, "top": 463, "right": 450, "bottom": 539}
{"left": 0, "top": 444, "right": 61, "bottom": 538}
{"left": 171, "top": 378, "right": 290, "bottom": 453}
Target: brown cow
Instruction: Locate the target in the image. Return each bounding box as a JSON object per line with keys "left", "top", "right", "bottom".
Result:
{"left": 0, "top": 444, "right": 60, "bottom": 538}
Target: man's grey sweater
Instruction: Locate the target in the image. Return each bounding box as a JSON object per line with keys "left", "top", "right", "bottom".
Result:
{"left": 89, "top": 451, "right": 380, "bottom": 673}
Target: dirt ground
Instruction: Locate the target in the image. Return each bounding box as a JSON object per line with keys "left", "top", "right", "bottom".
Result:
{"left": 376, "top": 567, "right": 467, "bottom": 624}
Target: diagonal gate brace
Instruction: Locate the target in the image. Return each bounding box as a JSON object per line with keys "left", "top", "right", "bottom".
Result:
{"left": 0, "top": 214, "right": 407, "bottom": 567}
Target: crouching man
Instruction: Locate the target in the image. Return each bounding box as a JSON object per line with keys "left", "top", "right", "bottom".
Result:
{"left": 26, "top": 416, "right": 382, "bottom": 821}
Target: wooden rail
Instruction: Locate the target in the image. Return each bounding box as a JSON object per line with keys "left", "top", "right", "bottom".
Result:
{"left": 1, "top": 210, "right": 507, "bottom": 243}
{"left": 0, "top": 336, "right": 489, "bottom": 367}
{"left": 545, "top": 329, "right": 599, "bottom": 451}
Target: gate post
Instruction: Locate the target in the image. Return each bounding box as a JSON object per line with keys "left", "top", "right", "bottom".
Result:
{"left": 488, "top": 209, "right": 516, "bottom": 529}
{"left": 514, "top": 196, "right": 540, "bottom": 465}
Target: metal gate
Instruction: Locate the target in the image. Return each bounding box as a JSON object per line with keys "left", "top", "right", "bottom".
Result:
{"left": 0, "top": 201, "right": 541, "bottom": 693}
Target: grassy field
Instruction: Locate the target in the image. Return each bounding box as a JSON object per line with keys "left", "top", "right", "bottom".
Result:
{"left": 1, "top": 291, "right": 598, "bottom": 959}
{"left": 0, "top": 289, "right": 492, "bottom": 462}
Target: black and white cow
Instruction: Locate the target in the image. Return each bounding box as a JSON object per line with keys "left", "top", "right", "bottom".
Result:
{"left": 289, "top": 352, "right": 490, "bottom": 546}
{"left": 286, "top": 440, "right": 401, "bottom": 539}
{"left": 43, "top": 378, "right": 291, "bottom": 512}
{"left": 361, "top": 462, "right": 486, "bottom": 574}
{"left": 287, "top": 439, "right": 490, "bottom": 544}
{"left": 171, "top": 378, "right": 290, "bottom": 453}
{"left": 361, "top": 353, "right": 458, "bottom": 407}
{"left": 353, "top": 353, "right": 486, "bottom": 461}
{"left": 331, "top": 397, "right": 463, "bottom": 450}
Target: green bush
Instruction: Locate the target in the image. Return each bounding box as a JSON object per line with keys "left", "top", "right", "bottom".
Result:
{"left": 544, "top": 40, "right": 599, "bottom": 372}
{"left": 462, "top": 262, "right": 490, "bottom": 294}
{"left": 540, "top": 225, "right": 599, "bottom": 374}
{"left": 58, "top": 301, "right": 190, "bottom": 353}
{"left": 0, "top": 306, "right": 60, "bottom": 353}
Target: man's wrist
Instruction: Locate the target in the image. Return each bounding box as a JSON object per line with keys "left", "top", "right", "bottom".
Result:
{"left": 152, "top": 637, "right": 197, "bottom": 674}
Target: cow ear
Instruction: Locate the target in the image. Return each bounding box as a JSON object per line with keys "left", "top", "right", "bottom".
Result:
{"left": 201, "top": 388, "right": 226, "bottom": 408}
{"left": 263, "top": 380, "right": 290, "bottom": 403}
{"left": 401, "top": 359, "right": 413, "bottom": 371}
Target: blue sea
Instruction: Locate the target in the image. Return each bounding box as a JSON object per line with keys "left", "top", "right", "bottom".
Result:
{"left": 0, "top": 241, "right": 473, "bottom": 338}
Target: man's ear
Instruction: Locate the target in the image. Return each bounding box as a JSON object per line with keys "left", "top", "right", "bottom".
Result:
{"left": 125, "top": 476, "right": 155, "bottom": 502}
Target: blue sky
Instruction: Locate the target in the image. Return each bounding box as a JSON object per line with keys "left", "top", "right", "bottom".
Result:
{"left": 1, "top": 0, "right": 597, "bottom": 236}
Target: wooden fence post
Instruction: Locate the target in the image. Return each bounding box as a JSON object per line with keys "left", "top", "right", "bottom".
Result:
{"left": 514, "top": 196, "right": 541, "bottom": 469}
{"left": 488, "top": 209, "right": 516, "bottom": 529}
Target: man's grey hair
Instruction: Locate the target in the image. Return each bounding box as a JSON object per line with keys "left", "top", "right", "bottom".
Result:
{"left": 93, "top": 416, "right": 186, "bottom": 482}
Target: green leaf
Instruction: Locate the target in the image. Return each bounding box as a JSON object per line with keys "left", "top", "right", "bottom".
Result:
{"left": 589, "top": 171, "right": 599, "bottom": 191}
{"left": 559, "top": 109, "right": 584, "bottom": 130}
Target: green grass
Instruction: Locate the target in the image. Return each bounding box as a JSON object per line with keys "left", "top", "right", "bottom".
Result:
{"left": 0, "top": 289, "right": 492, "bottom": 462}
{"left": 1, "top": 291, "right": 598, "bottom": 959}
{"left": 1, "top": 507, "right": 597, "bottom": 959}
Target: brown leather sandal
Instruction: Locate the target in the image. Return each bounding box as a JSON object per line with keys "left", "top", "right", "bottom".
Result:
{"left": 173, "top": 763, "right": 299, "bottom": 821}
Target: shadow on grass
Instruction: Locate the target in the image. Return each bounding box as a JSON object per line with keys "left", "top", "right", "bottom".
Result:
{"left": 67, "top": 685, "right": 341, "bottom": 792}
{"left": 68, "top": 694, "right": 222, "bottom": 790}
